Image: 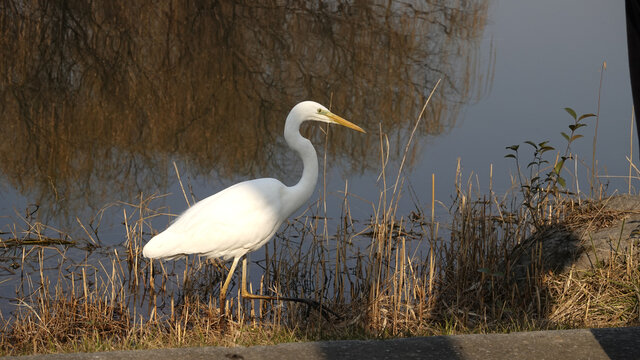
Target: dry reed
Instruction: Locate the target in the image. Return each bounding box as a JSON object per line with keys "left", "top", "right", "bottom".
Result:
{"left": 1, "top": 105, "right": 639, "bottom": 355}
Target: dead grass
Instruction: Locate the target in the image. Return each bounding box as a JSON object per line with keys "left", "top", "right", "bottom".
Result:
{"left": 1, "top": 171, "right": 639, "bottom": 355}
{"left": 1, "top": 94, "right": 639, "bottom": 356}
{"left": 547, "top": 246, "right": 640, "bottom": 328}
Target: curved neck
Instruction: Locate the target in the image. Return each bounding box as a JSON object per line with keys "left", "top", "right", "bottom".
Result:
{"left": 283, "top": 117, "right": 318, "bottom": 215}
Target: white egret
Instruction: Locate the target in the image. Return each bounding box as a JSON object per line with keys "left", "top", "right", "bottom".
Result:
{"left": 142, "top": 101, "right": 365, "bottom": 309}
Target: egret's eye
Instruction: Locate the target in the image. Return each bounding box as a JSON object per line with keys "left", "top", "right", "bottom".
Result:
{"left": 317, "top": 108, "right": 322, "bottom": 113}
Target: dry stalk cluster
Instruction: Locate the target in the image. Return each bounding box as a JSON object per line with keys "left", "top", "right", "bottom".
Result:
{"left": 2, "top": 98, "right": 639, "bottom": 355}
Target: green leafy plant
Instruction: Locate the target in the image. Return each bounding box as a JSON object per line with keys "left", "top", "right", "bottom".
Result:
{"left": 505, "top": 108, "right": 595, "bottom": 228}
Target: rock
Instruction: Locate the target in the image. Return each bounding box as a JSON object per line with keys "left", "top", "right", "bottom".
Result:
{"left": 510, "top": 194, "right": 640, "bottom": 282}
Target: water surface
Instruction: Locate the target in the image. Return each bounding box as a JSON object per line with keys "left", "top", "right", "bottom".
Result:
{"left": 0, "top": 0, "right": 491, "bottom": 238}
{"left": 0, "top": 0, "right": 634, "bottom": 313}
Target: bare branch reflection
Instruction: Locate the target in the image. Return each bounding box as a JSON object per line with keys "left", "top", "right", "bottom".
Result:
{"left": 0, "top": 0, "right": 491, "bottom": 217}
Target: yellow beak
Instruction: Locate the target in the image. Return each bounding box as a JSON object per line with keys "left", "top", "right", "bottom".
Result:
{"left": 323, "top": 110, "right": 366, "bottom": 133}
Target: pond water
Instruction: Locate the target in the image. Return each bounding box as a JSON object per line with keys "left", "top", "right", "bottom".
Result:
{"left": 0, "top": 1, "right": 634, "bottom": 312}
{"left": 431, "top": 0, "right": 635, "bottom": 202}
{"left": 1, "top": 0, "right": 490, "bottom": 239}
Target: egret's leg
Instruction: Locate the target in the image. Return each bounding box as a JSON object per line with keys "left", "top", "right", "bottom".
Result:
{"left": 219, "top": 256, "right": 240, "bottom": 310}
{"left": 241, "top": 255, "right": 275, "bottom": 300}
{"left": 239, "top": 256, "right": 341, "bottom": 320}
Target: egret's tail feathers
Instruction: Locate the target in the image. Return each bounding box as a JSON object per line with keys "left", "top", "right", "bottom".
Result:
{"left": 142, "top": 231, "right": 187, "bottom": 259}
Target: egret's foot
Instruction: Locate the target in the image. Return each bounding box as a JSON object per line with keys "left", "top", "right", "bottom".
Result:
{"left": 240, "top": 257, "right": 340, "bottom": 320}
{"left": 279, "top": 296, "right": 341, "bottom": 321}
{"left": 242, "top": 292, "right": 340, "bottom": 321}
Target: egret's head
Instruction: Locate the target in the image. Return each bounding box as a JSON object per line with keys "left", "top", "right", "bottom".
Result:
{"left": 292, "top": 101, "right": 366, "bottom": 133}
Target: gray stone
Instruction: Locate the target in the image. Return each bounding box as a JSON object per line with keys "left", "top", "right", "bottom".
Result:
{"left": 510, "top": 194, "right": 640, "bottom": 281}
{"left": 3, "top": 327, "right": 639, "bottom": 360}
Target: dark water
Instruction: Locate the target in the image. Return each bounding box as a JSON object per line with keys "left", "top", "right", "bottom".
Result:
{"left": 425, "top": 0, "right": 634, "bottom": 203}
{"left": 0, "top": 0, "right": 490, "bottom": 239}
{"left": 0, "top": 0, "right": 634, "bottom": 313}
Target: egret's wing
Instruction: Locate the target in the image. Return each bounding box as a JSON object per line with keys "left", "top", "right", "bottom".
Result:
{"left": 143, "top": 178, "right": 287, "bottom": 260}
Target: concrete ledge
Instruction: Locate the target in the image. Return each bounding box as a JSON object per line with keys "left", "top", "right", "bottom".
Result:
{"left": 4, "top": 326, "right": 640, "bottom": 360}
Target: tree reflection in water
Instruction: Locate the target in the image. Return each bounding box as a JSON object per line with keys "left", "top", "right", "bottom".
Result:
{"left": 0, "top": 0, "right": 492, "bottom": 220}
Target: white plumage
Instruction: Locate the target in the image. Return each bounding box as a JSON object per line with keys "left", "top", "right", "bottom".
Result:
{"left": 142, "top": 101, "right": 365, "bottom": 306}
{"left": 143, "top": 179, "right": 285, "bottom": 260}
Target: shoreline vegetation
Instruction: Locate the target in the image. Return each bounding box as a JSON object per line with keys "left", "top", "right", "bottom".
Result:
{"left": 1, "top": 103, "right": 639, "bottom": 356}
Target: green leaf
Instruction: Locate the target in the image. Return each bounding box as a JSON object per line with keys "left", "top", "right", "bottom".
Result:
{"left": 554, "top": 159, "right": 565, "bottom": 174}
{"left": 569, "top": 123, "right": 587, "bottom": 131}
{"left": 578, "top": 113, "right": 596, "bottom": 121}
{"left": 506, "top": 145, "right": 520, "bottom": 152}
{"left": 561, "top": 132, "right": 570, "bottom": 141}
{"left": 570, "top": 134, "right": 584, "bottom": 141}
{"left": 504, "top": 154, "right": 516, "bottom": 159}
{"left": 564, "top": 107, "right": 577, "bottom": 120}
{"left": 557, "top": 176, "right": 566, "bottom": 187}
